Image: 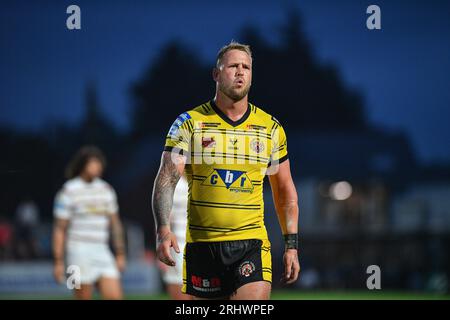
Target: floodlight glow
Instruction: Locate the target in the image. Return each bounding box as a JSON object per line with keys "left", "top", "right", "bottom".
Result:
{"left": 329, "top": 181, "right": 352, "bottom": 200}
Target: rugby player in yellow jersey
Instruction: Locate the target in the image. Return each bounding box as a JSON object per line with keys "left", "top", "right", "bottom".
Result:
{"left": 152, "top": 41, "right": 300, "bottom": 300}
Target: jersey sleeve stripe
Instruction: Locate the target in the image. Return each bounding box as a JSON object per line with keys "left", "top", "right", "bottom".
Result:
{"left": 277, "top": 154, "right": 289, "bottom": 164}
{"left": 164, "top": 145, "right": 187, "bottom": 155}
{"left": 267, "top": 154, "right": 289, "bottom": 167}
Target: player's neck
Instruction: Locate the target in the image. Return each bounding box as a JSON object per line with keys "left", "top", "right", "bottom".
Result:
{"left": 79, "top": 174, "right": 95, "bottom": 183}
{"left": 213, "top": 93, "right": 248, "bottom": 122}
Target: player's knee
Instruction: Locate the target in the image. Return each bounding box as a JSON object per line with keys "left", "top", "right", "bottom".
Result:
{"left": 103, "top": 290, "right": 123, "bottom": 300}
{"left": 74, "top": 288, "right": 92, "bottom": 300}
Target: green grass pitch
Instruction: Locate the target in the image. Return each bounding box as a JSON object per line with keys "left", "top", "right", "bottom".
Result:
{"left": 1, "top": 290, "right": 449, "bottom": 300}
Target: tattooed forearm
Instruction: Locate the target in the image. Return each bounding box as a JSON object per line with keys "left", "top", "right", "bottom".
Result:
{"left": 152, "top": 152, "right": 182, "bottom": 229}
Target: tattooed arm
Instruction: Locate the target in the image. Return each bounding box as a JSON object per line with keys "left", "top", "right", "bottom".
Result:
{"left": 152, "top": 151, "right": 186, "bottom": 266}
{"left": 268, "top": 159, "right": 300, "bottom": 284}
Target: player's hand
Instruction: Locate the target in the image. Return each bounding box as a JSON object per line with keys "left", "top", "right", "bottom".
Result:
{"left": 116, "top": 253, "right": 127, "bottom": 273}
{"left": 157, "top": 259, "right": 169, "bottom": 272}
{"left": 53, "top": 260, "right": 65, "bottom": 284}
{"left": 282, "top": 249, "right": 300, "bottom": 284}
{"left": 156, "top": 230, "right": 179, "bottom": 267}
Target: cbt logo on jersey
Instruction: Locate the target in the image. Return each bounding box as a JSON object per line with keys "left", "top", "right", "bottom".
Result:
{"left": 202, "top": 169, "right": 254, "bottom": 193}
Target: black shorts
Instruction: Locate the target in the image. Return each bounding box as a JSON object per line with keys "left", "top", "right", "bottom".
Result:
{"left": 182, "top": 239, "right": 272, "bottom": 298}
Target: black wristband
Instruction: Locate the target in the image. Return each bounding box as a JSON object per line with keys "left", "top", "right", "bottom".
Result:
{"left": 283, "top": 234, "right": 298, "bottom": 250}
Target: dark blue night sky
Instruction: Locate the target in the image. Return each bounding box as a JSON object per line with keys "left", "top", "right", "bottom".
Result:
{"left": 1, "top": 0, "right": 449, "bottom": 164}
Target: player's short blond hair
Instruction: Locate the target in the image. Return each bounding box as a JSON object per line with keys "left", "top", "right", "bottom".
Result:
{"left": 216, "top": 41, "right": 252, "bottom": 67}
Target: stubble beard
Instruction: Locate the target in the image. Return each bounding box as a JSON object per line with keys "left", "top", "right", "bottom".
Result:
{"left": 219, "top": 81, "right": 251, "bottom": 102}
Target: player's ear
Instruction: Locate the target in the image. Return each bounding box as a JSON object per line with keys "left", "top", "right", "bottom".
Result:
{"left": 212, "top": 67, "right": 219, "bottom": 81}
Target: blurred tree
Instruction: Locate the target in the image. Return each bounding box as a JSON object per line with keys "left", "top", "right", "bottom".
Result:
{"left": 130, "top": 41, "right": 212, "bottom": 141}
{"left": 0, "top": 129, "right": 53, "bottom": 220}
{"left": 80, "top": 82, "right": 119, "bottom": 150}
{"left": 0, "top": 83, "right": 125, "bottom": 221}
{"left": 241, "top": 11, "right": 366, "bottom": 133}
{"left": 129, "top": 11, "right": 367, "bottom": 138}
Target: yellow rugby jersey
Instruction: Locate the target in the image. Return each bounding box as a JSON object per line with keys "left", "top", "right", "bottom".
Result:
{"left": 164, "top": 100, "right": 288, "bottom": 243}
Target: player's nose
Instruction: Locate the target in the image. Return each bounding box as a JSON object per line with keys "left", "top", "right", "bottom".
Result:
{"left": 236, "top": 65, "right": 244, "bottom": 76}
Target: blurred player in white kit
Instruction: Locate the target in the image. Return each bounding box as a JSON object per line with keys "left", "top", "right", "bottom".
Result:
{"left": 52, "top": 146, "right": 126, "bottom": 300}
{"left": 158, "top": 175, "right": 192, "bottom": 300}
